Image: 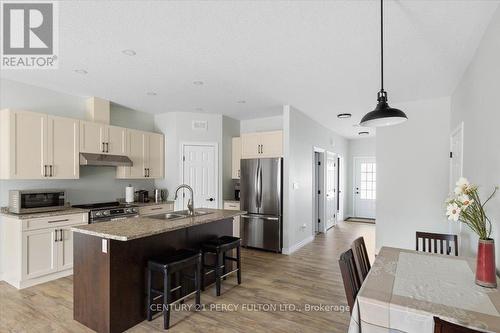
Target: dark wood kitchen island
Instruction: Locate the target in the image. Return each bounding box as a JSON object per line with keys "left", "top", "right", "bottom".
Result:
{"left": 71, "top": 208, "right": 245, "bottom": 333}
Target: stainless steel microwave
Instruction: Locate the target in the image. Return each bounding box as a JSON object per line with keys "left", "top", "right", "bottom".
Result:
{"left": 9, "top": 189, "right": 66, "bottom": 214}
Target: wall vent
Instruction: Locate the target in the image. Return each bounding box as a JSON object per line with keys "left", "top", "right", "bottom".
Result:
{"left": 192, "top": 120, "right": 208, "bottom": 131}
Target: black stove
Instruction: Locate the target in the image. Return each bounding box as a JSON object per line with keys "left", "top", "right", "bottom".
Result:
{"left": 72, "top": 201, "right": 139, "bottom": 223}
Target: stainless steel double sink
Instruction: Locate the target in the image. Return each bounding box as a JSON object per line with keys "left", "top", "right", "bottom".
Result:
{"left": 149, "top": 210, "right": 213, "bottom": 221}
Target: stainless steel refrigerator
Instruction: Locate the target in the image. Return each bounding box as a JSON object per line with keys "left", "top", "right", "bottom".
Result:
{"left": 240, "top": 158, "right": 282, "bottom": 252}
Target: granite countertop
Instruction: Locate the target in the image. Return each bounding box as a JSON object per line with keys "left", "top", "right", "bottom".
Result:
{"left": 0, "top": 206, "right": 90, "bottom": 219}
{"left": 71, "top": 208, "right": 246, "bottom": 241}
{"left": 127, "top": 200, "right": 175, "bottom": 207}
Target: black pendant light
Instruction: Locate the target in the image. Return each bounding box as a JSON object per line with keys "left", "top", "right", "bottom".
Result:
{"left": 360, "top": 0, "right": 407, "bottom": 127}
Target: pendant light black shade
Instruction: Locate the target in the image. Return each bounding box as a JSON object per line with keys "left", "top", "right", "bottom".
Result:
{"left": 360, "top": 0, "right": 407, "bottom": 127}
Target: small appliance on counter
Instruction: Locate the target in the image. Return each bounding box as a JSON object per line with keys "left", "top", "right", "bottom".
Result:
{"left": 125, "top": 185, "right": 134, "bottom": 203}
{"left": 154, "top": 189, "right": 168, "bottom": 203}
{"left": 135, "top": 190, "right": 149, "bottom": 203}
{"left": 234, "top": 180, "right": 240, "bottom": 201}
{"left": 9, "top": 189, "right": 67, "bottom": 214}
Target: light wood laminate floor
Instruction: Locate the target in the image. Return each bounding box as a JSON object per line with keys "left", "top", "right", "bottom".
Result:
{"left": 0, "top": 221, "right": 375, "bottom": 333}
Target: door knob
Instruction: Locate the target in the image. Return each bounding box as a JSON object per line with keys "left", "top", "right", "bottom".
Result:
{"left": 206, "top": 198, "right": 215, "bottom": 202}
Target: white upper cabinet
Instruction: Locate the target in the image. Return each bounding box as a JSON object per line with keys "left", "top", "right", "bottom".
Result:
{"left": 47, "top": 115, "right": 79, "bottom": 179}
{"left": 80, "top": 121, "right": 126, "bottom": 155}
{"left": 0, "top": 110, "right": 78, "bottom": 179}
{"left": 106, "top": 125, "right": 127, "bottom": 155}
{"left": 232, "top": 137, "right": 241, "bottom": 179}
{"left": 80, "top": 120, "right": 106, "bottom": 154}
{"left": 117, "top": 129, "right": 164, "bottom": 179}
{"left": 241, "top": 130, "right": 283, "bottom": 159}
{"left": 147, "top": 132, "right": 164, "bottom": 179}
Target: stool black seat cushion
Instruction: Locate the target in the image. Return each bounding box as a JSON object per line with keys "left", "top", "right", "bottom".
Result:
{"left": 202, "top": 236, "right": 240, "bottom": 252}
{"left": 148, "top": 249, "right": 200, "bottom": 271}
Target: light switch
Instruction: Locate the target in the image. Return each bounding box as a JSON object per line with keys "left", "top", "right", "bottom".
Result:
{"left": 293, "top": 182, "right": 299, "bottom": 190}
{"left": 102, "top": 239, "right": 108, "bottom": 253}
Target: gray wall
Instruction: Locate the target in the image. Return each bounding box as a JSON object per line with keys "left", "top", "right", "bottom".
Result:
{"left": 0, "top": 79, "right": 155, "bottom": 206}
{"left": 283, "top": 105, "right": 348, "bottom": 253}
{"left": 376, "top": 97, "right": 451, "bottom": 251}
{"left": 451, "top": 7, "right": 500, "bottom": 269}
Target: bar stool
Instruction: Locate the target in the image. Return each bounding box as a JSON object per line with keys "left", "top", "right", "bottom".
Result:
{"left": 146, "top": 249, "right": 201, "bottom": 330}
{"left": 200, "top": 236, "right": 241, "bottom": 296}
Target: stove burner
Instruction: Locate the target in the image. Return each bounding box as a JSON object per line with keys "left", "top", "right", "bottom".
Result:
{"left": 72, "top": 202, "right": 139, "bottom": 223}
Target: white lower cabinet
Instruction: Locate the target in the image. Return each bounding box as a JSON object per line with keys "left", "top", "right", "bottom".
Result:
{"left": 223, "top": 201, "right": 241, "bottom": 237}
{"left": 1, "top": 212, "right": 88, "bottom": 289}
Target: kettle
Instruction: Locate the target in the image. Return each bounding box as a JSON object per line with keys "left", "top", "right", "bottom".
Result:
{"left": 135, "top": 190, "right": 149, "bottom": 203}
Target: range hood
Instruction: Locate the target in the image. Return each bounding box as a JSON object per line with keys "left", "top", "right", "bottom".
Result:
{"left": 79, "top": 153, "right": 133, "bottom": 167}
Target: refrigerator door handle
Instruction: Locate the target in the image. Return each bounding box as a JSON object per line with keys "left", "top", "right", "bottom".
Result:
{"left": 258, "top": 161, "right": 263, "bottom": 208}
{"left": 241, "top": 215, "right": 279, "bottom": 221}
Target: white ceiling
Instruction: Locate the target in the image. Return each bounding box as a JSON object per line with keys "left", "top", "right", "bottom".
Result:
{"left": 1, "top": 0, "right": 498, "bottom": 138}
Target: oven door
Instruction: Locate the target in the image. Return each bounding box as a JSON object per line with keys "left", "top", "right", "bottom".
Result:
{"left": 19, "top": 191, "right": 66, "bottom": 213}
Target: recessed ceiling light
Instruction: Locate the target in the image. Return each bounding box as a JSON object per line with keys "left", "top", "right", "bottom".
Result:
{"left": 237, "top": 100, "right": 246, "bottom": 104}
{"left": 146, "top": 92, "right": 157, "bottom": 96}
{"left": 358, "top": 131, "right": 370, "bottom": 136}
{"left": 74, "top": 69, "right": 88, "bottom": 74}
{"left": 193, "top": 81, "right": 204, "bottom": 85}
{"left": 122, "top": 49, "right": 136, "bottom": 56}
{"left": 337, "top": 113, "right": 352, "bottom": 119}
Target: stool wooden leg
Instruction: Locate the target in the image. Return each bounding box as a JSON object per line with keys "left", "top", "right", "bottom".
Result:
{"left": 163, "top": 271, "right": 171, "bottom": 330}
{"left": 195, "top": 259, "right": 201, "bottom": 306}
{"left": 215, "top": 251, "right": 222, "bottom": 296}
{"left": 200, "top": 251, "right": 206, "bottom": 291}
{"left": 147, "top": 268, "right": 153, "bottom": 321}
{"left": 236, "top": 245, "right": 241, "bottom": 285}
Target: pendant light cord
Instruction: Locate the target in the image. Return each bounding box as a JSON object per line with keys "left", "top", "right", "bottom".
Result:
{"left": 380, "top": 0, "right": 384, "bottom": 92}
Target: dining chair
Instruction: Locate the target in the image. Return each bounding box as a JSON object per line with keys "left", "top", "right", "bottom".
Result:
{"left": 351, "top": 237, "right": 371, "bottom": 283}
{"left": 338, "top": 249, "right": 361, "bottom": 314}
{"left": 416, "top": 232, "right": 458, "bottom": 256}
{"left": 433, "top": 317, "right": 483, "bottom": 333}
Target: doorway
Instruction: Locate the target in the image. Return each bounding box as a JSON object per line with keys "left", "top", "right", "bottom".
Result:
{"left": 326, "top": 152, "right": 339, "bottom": 229}
{"left": 313, "top": 149, "right": 325, "bottom": 234}
{"left": 180, "top": 143, "right": 219, "bottom": 210}
{"left": 353, "top": 157, "right": 376, "bottom": 219}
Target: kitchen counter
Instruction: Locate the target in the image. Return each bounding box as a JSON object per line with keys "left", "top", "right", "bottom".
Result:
{"left": 71, "top": 208, "right": 244, "bottom": 241}
{"left": 0, "top": 206, "right": 89, "bottom": 219}
{"left": 73, "top": 208, "right": 245, "bottom": 333}
{"left": 119, "top": 200, "right": 175, "bottom": 207}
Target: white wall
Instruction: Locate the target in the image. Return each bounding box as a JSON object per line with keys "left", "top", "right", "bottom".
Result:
{"left": 376, "top": 97, "right": 451, "bottom": 251}
{"left": 283, "top": 105, "right": 348, "bottom": 253}
{"left": 451, "top": 7, "right": 500, "bottom": 269}
{"left": 222, "top": 116, "right": 240, "bottom": 200}
{"left": 0, "top": 79, "right": 155, "bottom": 206}
{"left": 346, "top": 138, "right": 376, "bottom": 217}
{"left": 240, "top": 115, "right": 283, "bottom": 133}
{"left": 154, "top": 112, "right": 238, "bottom": 208}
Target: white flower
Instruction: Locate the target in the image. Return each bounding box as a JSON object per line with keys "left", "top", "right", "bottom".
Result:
{"left": 446, "top": 203, "right": 461, "bottom": 221}
{"left": 454, "top": 177, "right": 470, "bottom": 195}
{"left": 458, "top": 194, "right": 473, "bottom": 209}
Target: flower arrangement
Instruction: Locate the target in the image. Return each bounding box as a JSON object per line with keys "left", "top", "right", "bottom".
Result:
{"left": 446, "top": 177, "right": 497, "bottom": 240}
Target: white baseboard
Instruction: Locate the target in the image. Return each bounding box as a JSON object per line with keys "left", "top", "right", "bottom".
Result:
{"left": 282, "top": 235, "right": 314, "bottom": 255}
{"left": 3, "top": 269, "right": 73, "bottom": 289}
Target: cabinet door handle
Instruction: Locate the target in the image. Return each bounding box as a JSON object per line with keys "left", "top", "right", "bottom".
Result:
{"left": 150, "top": 207, "right": 163, "bottom": 210}
{"left": 148, "top": 168, "right": 151, "bottom": 177}
{"left": 59, "top": 229, "right": 64, "bottom": 242}
{"left": 105, "top": 142, "right": 109, "bottom": 153}
{"left": 48, "top": 218, "right": 69, "bottom": 223}
{"left": 54, "top": 229, "right": 59, "bottom": 242}
{"left": 43, "top": 165, "right": 48, "bottom": 177}
{"left": 261, "top": 144, "right": 263, "bottom": 154}
{"left": 49, "top": 165, "right": 53, "bottom": 177}
{"left": 144, "top": 168, "right": 147, "bottom": 177}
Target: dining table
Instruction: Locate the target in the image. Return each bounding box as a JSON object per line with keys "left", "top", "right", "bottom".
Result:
{"left": 348, "top": 247, "right": 500, "bottom": 333}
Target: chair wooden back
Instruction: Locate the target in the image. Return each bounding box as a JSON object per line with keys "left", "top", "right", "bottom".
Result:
{"left": 434, "top": 317, "right": 483, "bottom": 333}
{"left": 351, "top": 237, "right": 371, "bottom": 283}
{"left": 416, "top": 232, "right": 458, "bottom": 256}
{"left": 338, "top": 249, "right": 361, "bottom": 314}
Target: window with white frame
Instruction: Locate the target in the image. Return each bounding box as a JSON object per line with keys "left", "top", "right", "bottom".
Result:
{"left": 360, "top": 163, "right": 376, "bottom": 200}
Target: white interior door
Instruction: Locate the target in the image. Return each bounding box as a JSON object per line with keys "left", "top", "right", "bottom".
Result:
{"left": 326, "top": 152, "right": 337, "bottom": 229}
{"left": 182, "top": 144, "right": 218, "bottom": 209}
{"left": 353, "top": 157, "right": 376, "bottom": 218}
{"left": 450, "top": 123, "right": 464, "bottom": 192}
